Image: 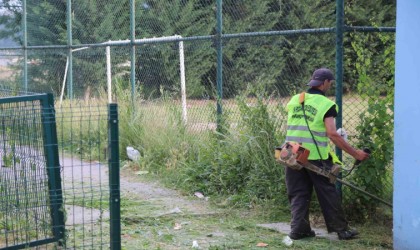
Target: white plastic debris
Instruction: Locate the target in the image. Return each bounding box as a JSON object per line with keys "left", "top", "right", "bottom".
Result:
{"left": 194, "top": 192, "right": 205, "bottom": 199}
{"left": 337, "top": 128, "right": 348, "bottom": 142}
{"left": 192, "top": 240, "right": 200, "bottom": 249}
{"left": 174, "top": 223, "right": 182, "bottom": 230}
{"left": 135, "top": 171, "right": 149, "bottom": 175}
{"left": 126, "top": 146, "right": 140, "bottom": 161}
{"left": 282, "top": 235, "right": 293, "bottom": 246}
{"left": 169, "top": 207, "right": 183, "bottom": 214}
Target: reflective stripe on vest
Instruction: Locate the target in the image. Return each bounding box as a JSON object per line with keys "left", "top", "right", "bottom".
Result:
{"left": 285, "top": 93, "right": 337, "bottom": 160}
{"left": 286, "top": 125, "right": 327, "bottom": 137}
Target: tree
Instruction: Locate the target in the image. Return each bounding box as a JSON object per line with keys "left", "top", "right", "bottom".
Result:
{"left": 0, "top": 0, "right": 396, "bottom": 98}
{"left": 219, "top": 0, "right": 337, "bottom": 97}
{"left": 343, "top": 0, "right": 396, "bottom": 91}
{"left": 0, "top": 0, "right": 67, "bottom": 94}
{"left": 0, "top": 0, "right": 131, "bottom": 97}
{"left": 131, "top": 0, "right": 215, "bottom": 98}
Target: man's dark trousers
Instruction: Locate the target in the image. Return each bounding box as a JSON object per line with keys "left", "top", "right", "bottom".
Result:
{"left": 285, "top": 159, "right": 348, "bottom": 234}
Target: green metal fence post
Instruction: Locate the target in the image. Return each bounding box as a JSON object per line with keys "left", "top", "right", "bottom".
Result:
{"left": 335, "top": 0, "right": 344, "bottom": 197}
{"left": 66, "top": 0, "right": 73, "bottom": 100}
{"left": 22, "top": 0, "right": 28, "bottom": 92}
{"left": 41, "top": 93, "right": 66, "bottom": 245}
{"left": 108, "top": 103, "right": 121, "bottom": 250}
{"left": 216, "top": 0, "right": 223, "bottom": 130}
{"left": 130, "top": 0, "right": 136, "bottom": 106}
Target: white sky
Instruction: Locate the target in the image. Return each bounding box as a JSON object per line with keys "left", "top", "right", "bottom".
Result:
{"left": 0, "top": 0, "right": 21, "bottom": 15}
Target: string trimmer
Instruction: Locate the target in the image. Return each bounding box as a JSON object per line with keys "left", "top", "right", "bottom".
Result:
{"left": 275, "top": 142, "right": 392, "bottom": 208}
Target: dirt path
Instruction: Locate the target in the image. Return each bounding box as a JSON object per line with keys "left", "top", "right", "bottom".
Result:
{"left": 60, "top": 157, "right": 220, "bottom": 223}
{"left": 119, "top": 169, "right": 220, "bottom": 218}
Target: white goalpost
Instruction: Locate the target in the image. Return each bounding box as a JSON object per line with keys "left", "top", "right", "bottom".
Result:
{"left": 59, "top": 35, "right": 188, "bottom": 124}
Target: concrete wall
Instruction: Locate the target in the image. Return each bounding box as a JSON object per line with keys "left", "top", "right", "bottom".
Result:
{"left": 394, "top": 1, "right": 420, "bottom": 249}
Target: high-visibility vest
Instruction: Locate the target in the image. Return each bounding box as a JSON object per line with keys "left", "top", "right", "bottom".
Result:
{"left": 285, "top": 93, "right": 338, "bottom": 160}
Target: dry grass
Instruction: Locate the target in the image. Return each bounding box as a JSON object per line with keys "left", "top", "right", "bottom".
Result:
{"left": 0, "top": 66, "right": 15, "bottom": 80}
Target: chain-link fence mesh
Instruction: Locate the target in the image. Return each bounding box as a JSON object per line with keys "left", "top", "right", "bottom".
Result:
{"left": 56, "top": 104, "right": 113, "bottom": 250}
{"left": 1, "top": 0, "right": 395, "bottom": 248}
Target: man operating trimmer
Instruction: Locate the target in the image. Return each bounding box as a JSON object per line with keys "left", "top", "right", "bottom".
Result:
{"left": 282, "top": 68, "right": 369, "bottom": 240}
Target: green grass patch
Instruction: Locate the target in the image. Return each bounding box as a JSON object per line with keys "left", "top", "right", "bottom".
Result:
{"left": 117, "top": 180, "right": 393, "bottom": 250}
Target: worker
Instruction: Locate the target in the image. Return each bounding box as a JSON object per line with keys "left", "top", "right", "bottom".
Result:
{"left": 284, "top": 68, "right": 369, "bottom": 240}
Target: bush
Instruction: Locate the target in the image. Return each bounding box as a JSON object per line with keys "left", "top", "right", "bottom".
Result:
{"left": 344, "top": 32, "right": 394, "bottom": 222}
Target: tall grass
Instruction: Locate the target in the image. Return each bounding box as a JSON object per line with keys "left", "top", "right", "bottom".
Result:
{"left": 114, "top": 81, "right": 290, "bottom": 207}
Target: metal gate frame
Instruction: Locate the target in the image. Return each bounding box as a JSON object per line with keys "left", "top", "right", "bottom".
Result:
{"left": 0, "top": 93, "right": 65, "bottom": 249}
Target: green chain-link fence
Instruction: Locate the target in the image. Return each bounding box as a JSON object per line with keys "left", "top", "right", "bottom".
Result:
{"left": 1, "top": 0, "right": 395, "bottom": 248}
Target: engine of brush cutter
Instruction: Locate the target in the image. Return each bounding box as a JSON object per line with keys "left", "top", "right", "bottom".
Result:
{"left": 275, "top": 142, "right": 340, "bottom": 183}
{"left": 275, "top": 142, "right": 309, "bottom": 170}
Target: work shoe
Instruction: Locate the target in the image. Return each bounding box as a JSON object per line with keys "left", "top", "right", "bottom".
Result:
{"left": 289, "top": 230, "right": 316, "bottom": 240}
{"left": 337, "top": 229, "right": 359, "bottom": 240}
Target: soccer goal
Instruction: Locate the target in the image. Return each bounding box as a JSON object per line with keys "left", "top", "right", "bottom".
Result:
{"left": 59, "top": 35, "right": 188, "bottom": 123}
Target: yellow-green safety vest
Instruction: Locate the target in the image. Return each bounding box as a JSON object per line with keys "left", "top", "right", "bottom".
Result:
{"left": 285, "top": 93, "right": 338, "bottom": 160}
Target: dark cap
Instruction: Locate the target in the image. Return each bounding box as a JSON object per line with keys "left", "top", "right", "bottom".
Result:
{"left": 307, "top": 68, "right": 335, "bottom": 87}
